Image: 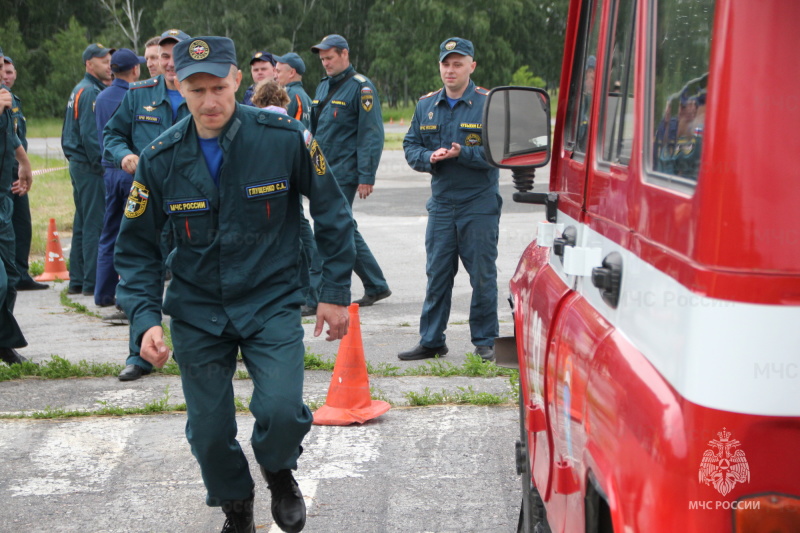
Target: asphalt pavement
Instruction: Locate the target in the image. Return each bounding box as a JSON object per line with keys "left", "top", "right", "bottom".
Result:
{"left": 1, "top": 145, "right": 550, "bottom": 532}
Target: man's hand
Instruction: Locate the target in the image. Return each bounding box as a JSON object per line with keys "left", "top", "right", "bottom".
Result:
{"left": 430, "top": 143, "right": 461, "bottom": 163}
{"left": 141, "top": 325, "right": 171, "bottom": 368}
{"left": 122, "top": 154, "right": 140, "bottom": 174}
{"left": 357, "top": 184, "right": 373, "bottom": 199}
{"left": 0, "top": 89, "right": 11, "bottom": 111}
{"left": 313, "top": 302, "right": 350, "bottom": 341}
{"left": 12, "top": 146, "right": 32, "bottom": 195}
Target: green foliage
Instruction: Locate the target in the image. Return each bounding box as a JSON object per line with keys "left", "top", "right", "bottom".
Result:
{"left": 60, "top": 287, "right": 102, "bottom": 318}
{"left": 0, "top": 355, "right": 123, "bottom": 382}
{"left": 511, "top": 66, "right": 546, "bottom": 88}
{"left": 404, "top": 386, "right": 510, "bottom": 406}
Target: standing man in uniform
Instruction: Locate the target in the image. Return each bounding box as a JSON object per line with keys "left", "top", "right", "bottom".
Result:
{"left": 242, "top": 51, "right": 276, "bottom": 106}
{"left": 103, "top": 29, "right": 191, "bottom": 381}
{"left": 4, "top": 56, "right": 47, "bottom": 290}
{"left": 274, "top": 52, "right": 319, "bottom": 316}
{"left": 0, "top": 45, "right": 34, "bottom": 365}
{"left": 310, "top": 34, "right": 391, "bottom": 307}
{"left": 94, "top": 48, "right": 144, "bottom": 308}
{"left": 400, "top": 38, "right": 500, "bottom": 362}
{"left": 61, "top": 43, "right": 114, "bottom": 297}
{"left": 143, "top": 35, "right": 162, "bottom": 77}
{"left": 114, "top": 36, "right": 355, "bottom": 533}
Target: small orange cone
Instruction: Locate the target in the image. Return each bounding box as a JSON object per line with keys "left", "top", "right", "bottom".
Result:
{"left": 399, "top": 118, "right": 405, "bottom": 126}
{"left": 389, "top": 117, "right": 394, "bottom": 125}
{"left": 313, "top": 303, "right": 390, "bottom": 425}
{"left": 35, "top": 218, "right": 70, "bottom": 281}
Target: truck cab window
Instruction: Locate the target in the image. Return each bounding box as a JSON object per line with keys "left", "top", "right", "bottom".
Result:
{"left": 648, "top": 0, "right": 715, "bottom": 187}
{"left": 564, "top": 0, "right": 603, "bottom": 156}
{"left": 599, "top": 0, "right": 636, "bottom": 165}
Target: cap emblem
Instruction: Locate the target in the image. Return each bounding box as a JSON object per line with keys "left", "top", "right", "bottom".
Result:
{"left": 168, "top": 29, "right": 180, "bottom": 36}
{"left": 254, "top": 52, "right": 263, "bottom": 58}
{"left": 445, "top": 41, "right": 457, "bottom": 50}
{"left": 189, "top": 40, "right": 210, "bottom": 61}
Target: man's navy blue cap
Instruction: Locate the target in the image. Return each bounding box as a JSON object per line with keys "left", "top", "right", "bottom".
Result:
{"left": 3, "top": 56, "right": 12, "bottom": 65}
{"left": 439, "top": 37, "right": 474, "bottom": 62}
{"left": 274, "top": 52, "right": 305, "bottom": 75}
{"left": 0, "top": 46, "right": 4, "bottom": 57}
{"left": 159, "top": 29, "right": 190, "bottom": 45}
{"left": 250, "top": 51, "right": 276, "bottom": 66}
{"left": 83, "top": 43, "right": 115, "bottom": 62}
{"left": 311, "top": 34, "right": 349, "bottom": 54}
{"left": 174, "top": 36, "right": 237, "bottom": 81}
{"left": 111, "top": 48, "right": 145, "bottom": 73}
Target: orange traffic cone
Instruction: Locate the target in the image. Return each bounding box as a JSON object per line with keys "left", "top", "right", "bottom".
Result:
{"left": 389, "top": 117, "right": 394, "bottom": 125}
{"left": 313, "top": 303, "right": 390, "bottom": 425}
{"left": 399, "top": 118, "right": 405, "bottom": 126}
{"left": 35, "top": 218, "right": 70, "bottom": 281}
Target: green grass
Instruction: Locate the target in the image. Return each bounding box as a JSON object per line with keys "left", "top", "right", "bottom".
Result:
{"left": 27, "top": 153, "right": 73, "bottom": 261}
{"left": 404, "top": 386, "right": 510, "bottom": 406}
{"left": 382, "top": 103, "right": 416, "bottom": 124}
{"left": 384, "top": 132, "right": 405, "bottom": 150}
{"left": 25, "top": 117, "right": 64, "bottom": 138}
{"left": 60, "top": 288, "right": 102, "bottom": 318}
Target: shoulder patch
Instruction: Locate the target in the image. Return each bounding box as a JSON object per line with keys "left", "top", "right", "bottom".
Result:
{"left": 125, "top": 181, "right": 150, "bottom": 218}
{"left": 419, "top": 89, "right": 442, "bottom": 100}
{"left": 474, "top": 86, "right": 490, "bottom": 95}
{"left": 353, "top": 74, "right": 367, "bottom": 83}
{"left": 131, "top": 77, "right": 160, "bottom": 90}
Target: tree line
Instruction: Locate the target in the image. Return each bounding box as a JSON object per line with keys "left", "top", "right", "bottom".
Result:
{"left": 0, "top": 0, "right": 568, "bottom": 118}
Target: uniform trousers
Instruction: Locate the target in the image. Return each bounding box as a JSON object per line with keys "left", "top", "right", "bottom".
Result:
{"left": 419, "top": 193, "right": 501, "bottom": 348}
{"left": 0, "top": 198, "right": 26, "bottom": 348}
{"left": 171, "top": 306, "right": 312, "bottom": 506}
{"left": 298, "top": 204, "right": 321, "bottom": 308}
{"left": 11, "top": 190, "right": 34, "bottom": 284}
{"left": 95, "top": 166, "right": 134, "bottom": 306}
{"left": 339, "top": 182, "right": 389, "bottom": 296}
{"left": 67, "top": 161, "right": 105, "bottom": 293}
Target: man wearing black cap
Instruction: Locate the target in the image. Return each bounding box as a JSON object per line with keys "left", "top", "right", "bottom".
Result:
{"left": 103, "top": 29, "right": 192, "bottom": 382}
{"left": 61, "top": 43, "right": 115, "bottom": 298}
{"left": 400, "top": 37, "right": 500, "bottom": 362}
{"left": 94, "top": 48, "right": 145, "bottom": 310}
{"left": 3, "top": 56, "right": 47, "bottom": 291}
{"left": 243, "top": 51, "right": 276, "bottom": 106}
{"left": 0, "top": 45, "right": 35, "bottom": 365}
{"left": 114, "top": 35, "right": 356, "bottom": 533}
{"left": 310, "top": 34, "right": 391, "bottom": 308}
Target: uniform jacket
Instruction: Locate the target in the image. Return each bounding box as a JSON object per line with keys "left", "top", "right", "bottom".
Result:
{"left": 9, "top": 92, "right": 26, "bottom": 152}
{"left": 242, "top": 84, "right": 255, "bottom": 107}
{"left": 1, "top": 87, "right": 22, "bottom": 200}
{"left": 103, "top": 75, "right": 190, "bottom": 168}
{"left": 403, "top": 80, "right": 499, "bottom": 203}
{"left": 285, "top": 81, "right": 312, "bottom": 129}
{"left": 311, "top": 65, "right": 383, "bottom": 186}
{"left": 95, "top": 78, "right": 130, "bottom": 168}
{"left": 61, "top": 73, "right": 106, "bottom": 174}
{"left": 114, "top": 104, "right": 356, "bottom": 344}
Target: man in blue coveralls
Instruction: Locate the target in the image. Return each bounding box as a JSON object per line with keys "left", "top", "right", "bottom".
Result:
{"left": 103, "top": 29, "right": 191, "bottom": 381}
{"left": 61, "top": 43, "right": 114, "bottom": 297}
{"left": 94, "top": 48, "right": 145, "bottom": 309}
{"left": 310, "top": 34, "right": 391, "bottom": 308}
{"left": 114, "top": 36, "right": 355, "bottom": 533}
{"left": 400, "top": 37, "right": 500, "bottom": 362}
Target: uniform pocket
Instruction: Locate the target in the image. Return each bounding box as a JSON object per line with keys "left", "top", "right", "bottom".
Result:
{"left": 242, "top": 178, "right": 290, "bottom": 234}
{"left": 165, "top": 197, "right": 215, "bottom": 246}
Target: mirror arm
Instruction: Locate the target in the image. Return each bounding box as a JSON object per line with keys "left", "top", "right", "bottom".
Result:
{"left": 510, "top": 169, "right": 559, "bottom": 222}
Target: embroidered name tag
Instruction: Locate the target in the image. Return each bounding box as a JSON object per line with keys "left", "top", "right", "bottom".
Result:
{"left": 135, "top": 115, "right": 162, "bottom": 124}
{"left": 420, "top": 125, "right": 439, "bottom": 132}
{"left": 331, "top": 100, "right": 347, "bottom": 107}
{"left": 168, "top": 199, "right": 209, "bottom": 213}
{"left": 459, "top": 122, "right": 482, "bottom": 130}
{"left": 245, "top": 179, "right": 289, "bottom": 199}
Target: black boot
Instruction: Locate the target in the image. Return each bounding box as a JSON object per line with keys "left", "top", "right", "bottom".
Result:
{"left": 261, "top": 467, "right": 306, "bottom": 533}
{"left": 220, "top": 492, "right": 255, "bottom": 533}
{"left": 0, "top": 347, "right": 30, "bottom": 365}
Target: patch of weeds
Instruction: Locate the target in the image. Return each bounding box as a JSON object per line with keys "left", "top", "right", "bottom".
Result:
{"left": 366, "top": 361, "right": 401, "bottom": 376}
{"left": 404, "top": 386, "right": 510, "bottom": 407}
{"left": 29, "top": 260, "right": 45, "bottom": 277}
{"left": 461, "top": 352, "right": 516, "bottom": 377}
{"left": 449, "top": 320, "right": 468, "bottom": 326}
{"left": 0, "top": 355, "right": 123, "bottom": 382}
{"left": 398, "top": 322, "right": 411, "bottom": 327}
{"left": 161, "top": 323, "right": 174, "bottom": 350}
{"left": 4, "top": 388, "right": 184, "bottom": 420}
{"left": 370, "top": 386, "right": 393, "bottom": 405}
{"left": 301, "top": 318, "right": 316, "bottom": 325}
{"left": 59, "top": 288, "right": 102, "bottom": 318}
{"left": 306, "top": 399, "right": 324, "bottom": 411}
{"left": 304, "top": 349, "right": 335, "bottom": 371}
{"left": 233, "top": 396, "right": 250, "bottom": 412}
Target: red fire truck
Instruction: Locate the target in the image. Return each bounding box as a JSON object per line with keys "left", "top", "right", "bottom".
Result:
{"left": 482, "top": 0, "right": 800, "bottom": 531}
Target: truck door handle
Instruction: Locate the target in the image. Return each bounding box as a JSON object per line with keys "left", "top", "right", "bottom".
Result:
{"left": 591, "top": 252, "right": 623, "bottom": 308}
{"left": 553, "top": 226, "right": 577, "bottom": 258}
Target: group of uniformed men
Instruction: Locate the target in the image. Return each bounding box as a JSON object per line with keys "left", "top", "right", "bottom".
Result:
{"left": 1, "top": 30, "right": 500, "bottom": 533}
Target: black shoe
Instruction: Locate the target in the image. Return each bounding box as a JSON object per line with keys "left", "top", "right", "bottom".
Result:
{"left": 118, "top": 364, "right": 151, "bottom": 381}
{"left": 261, "top": 467, "right": 306, "bottom": 533}
{"left": 398, "top": 343, "right": 449, "bottom": 361}
{"left": 0, "top": 347, "right": 32, "bottom": 365}
{"left": 103, "top": 308, "right": 129, "bottom": 325}
{"left": 353, "top": 289, "right": 392, "bottom": 307}
{"left": 67, "top": 285, "right": 83, "bottom": 295}
{"left": 16, "top": 278, "right": 49, "bottom": 291}
{"left": 300, "top": 305, "right": 317, "bottom": 317}
{"left": 220, "top": 491, "right": 255, "bottom": 533}
{"left": 474, "top": 345, "right": 496, "bottom": 362}
{"left": 82, "top": 290, "right": 94, "bottom": 296}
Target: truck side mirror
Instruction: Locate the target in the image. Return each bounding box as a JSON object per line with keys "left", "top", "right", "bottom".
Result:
{"left": 483, "top": 87, "right": 551, "bottom": 168}
{"left": 483, "top": 87, "right": 557, "bottom": 221}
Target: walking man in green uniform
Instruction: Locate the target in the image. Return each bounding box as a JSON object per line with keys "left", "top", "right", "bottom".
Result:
{"left": 310, "top": 34, "right": 392, "bottom": 307}
{"left": 103, "top": 29, "right": 191, "bottom": 381}
{"left": 114, "top": 36, "right": 355, "bottom": 533}
{"left": 61, "top": 43, "right": 114, "bottom": 297}
{"left": 0, "top": 45, "right": 34, "bottom": 365}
